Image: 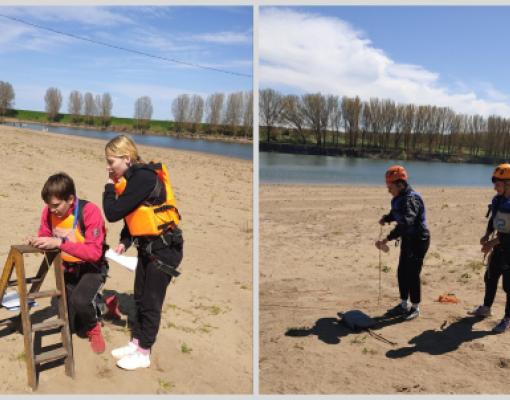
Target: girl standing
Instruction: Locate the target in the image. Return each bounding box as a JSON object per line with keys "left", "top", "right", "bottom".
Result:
{"left": 103, "top": 135, "right": 183, "bottom": 370}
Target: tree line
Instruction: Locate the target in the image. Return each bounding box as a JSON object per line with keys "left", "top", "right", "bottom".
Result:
{"left": 0, "top": 80, "right": 252, "bottom": 137}
{"left": 260, "top": 88, "right": 510, "bottom": 160}
{"left": 171, "top": 91, "right": 253, "bottom": 137}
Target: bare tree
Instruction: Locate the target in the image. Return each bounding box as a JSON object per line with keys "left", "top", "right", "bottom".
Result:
{"left": 0, "top": 81, "right": 15, "bottom": 116}
{"left": 83, "top": 92, "right": 96, "bottom": 125}
{"left": 281, "top": 95, "right": 306, "bottom": 144}
{"left": 134, "top": 96, "right": 153, "bottom": 133}
{"left": 100, "top": 93, "right": 113, "bottom": 127}
{"left": 324, "top": 95, "right": 338, "bottom": 147}
{"left": 44, "top": 87, "right": 62, "bottom": 121}
{"left": 68, "top": 90, "right": 83, "bottom": 123}
{"left": 224, "top": 91, "right": 244, "bottom": 135}
{"left": 360, "top": 101, "right": 372, "bottom": 149}
{"left": 259, "top": 88, "right": 284, "bottom": 143}
{"left": 469, "top": 114, "right": 485, "bottom": 157}
{"left": 301, "top": 93, "right": 331, "bottom": 148}
{"left": 341, "top": 96, "right": 362, "bottom": 148}
{"left": 172, "top": 94, "right": 191, "bottom": 132}
{"left": 366, "top": 98, "right": 383, "bottom": 148}
{"left": 205, "top": 92, "right": 225, "bottom": 133}
{"left": 188, "top": 94, "right": 204, "bottom": 133}
{"left": 328, "top": 95, "right": 342, "bottom": 147}
{"left": 94, "top": 94, "right": 102, "bottom": 120}
{"left": 381, "top": 99, "right": 397, "bottom": 150}
{"left": 242, "top": 91, "right": 253, "bottom": 138}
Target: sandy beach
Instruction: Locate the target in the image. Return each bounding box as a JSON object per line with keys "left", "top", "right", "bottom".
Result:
{"left": 260, "top": 183, "right": 510, "bottom": 394}
{"left": 0, "top": 125, "right": 252, "bottom": 394}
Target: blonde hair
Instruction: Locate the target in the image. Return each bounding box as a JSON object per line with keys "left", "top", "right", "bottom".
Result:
{"left": 105, "top": 135, "right": 143, "bottom": 164}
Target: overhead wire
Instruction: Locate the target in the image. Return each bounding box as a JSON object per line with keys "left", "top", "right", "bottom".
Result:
{"left": 0, "top": 13, "right": 252, "bottom": 79}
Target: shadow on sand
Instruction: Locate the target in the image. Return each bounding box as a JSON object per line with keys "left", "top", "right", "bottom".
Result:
{"left": 285, "top": 313, "right": 408, "bottom": 345}
{"left": 386, "top": 315, "right": 496, "bottom": 358}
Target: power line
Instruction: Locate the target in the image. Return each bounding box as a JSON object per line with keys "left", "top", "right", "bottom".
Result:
{"left": 0, "top": 13, "right": 252, "bottom": 79}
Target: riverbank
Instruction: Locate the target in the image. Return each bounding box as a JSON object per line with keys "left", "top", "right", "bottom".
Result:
{"left": 260, "top": 142, "right": 505, "bottom": 165}
{"left": 2, "top": 117, "right": 252, "bottom": 145}
{"left": 260, "top": 184, "right": 510, "bottom": 394}
{"left": 0, "top": 125, "right": 252, "bottom": 394}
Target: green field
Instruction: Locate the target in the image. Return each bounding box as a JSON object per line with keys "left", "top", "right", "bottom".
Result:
{"left": 5, "top": 109, "right": 252, "bottom": 139}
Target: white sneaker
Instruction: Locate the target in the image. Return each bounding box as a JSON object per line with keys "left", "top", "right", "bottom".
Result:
{"left": 111, "top": 341, "right": 138, "bottom": 360}
{"left": 116, "top": 351, "right": 151, "bottom": 370}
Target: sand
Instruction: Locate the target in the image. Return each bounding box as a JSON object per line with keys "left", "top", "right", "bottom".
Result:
{"left": 0, "top": 125, "right": 252, "bottom": 394}
{"left": 260, "top": 183, "right": 510, "bottom": 394}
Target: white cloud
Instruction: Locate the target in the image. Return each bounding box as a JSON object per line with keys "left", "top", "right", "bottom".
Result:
{"left": 0, "top": 7, "right": 132, "bottom": 53}
{"left": 483, "top": 82, "right": 509, "bottom": 102}
{"left": 260, "top": 7, "right": 510, "bottom": 117}
{"left": 192, "top": 31, "right": 251, "bottom": 45}
{"left": 0, "top": 19, "right": 76, "bottom": 53}
{"left": 0, "top": 6, "right": 133, "bottom": 27}
{"left": 107, "top": 82, "right": 204, "bottom": 103}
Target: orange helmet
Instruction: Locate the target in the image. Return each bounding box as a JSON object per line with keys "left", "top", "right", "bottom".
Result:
{"left": 385, "top": 165, "right": 408, "bottom": 184}
{"left": 492, "top": 163, "right": 510, "bottom": 182}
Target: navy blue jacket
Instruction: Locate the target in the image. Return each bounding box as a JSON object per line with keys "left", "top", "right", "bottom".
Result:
{"left": 382, "top": 185, "right": 430, "bottom": 241}
{"left": 487, "top": 195, "right": 510, "bottom": 247}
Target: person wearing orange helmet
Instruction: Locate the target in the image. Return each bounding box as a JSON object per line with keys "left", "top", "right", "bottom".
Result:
{"left": 375, "top": 165, "right": 430, "bottom": 320}
{"left": 469, "top": 163, "right": 510, "bottom": 333}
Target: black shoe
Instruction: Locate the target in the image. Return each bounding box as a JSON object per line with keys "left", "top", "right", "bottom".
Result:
{"left": 385, "top": 304, "right": 408, "bottom": 317}
{"left": 404, "top": 307, "right": 420, "bottom": 321}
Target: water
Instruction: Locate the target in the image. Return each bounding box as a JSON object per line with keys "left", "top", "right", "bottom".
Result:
{"left": 3, "top": 122, "right": 252, "bottom": 160}
{"left": 260, "top": 151, "right": 496, "bottom": 187}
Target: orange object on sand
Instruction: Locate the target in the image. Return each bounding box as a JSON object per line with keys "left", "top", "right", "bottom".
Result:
{"left": 437, "top": 294, "right": 459, "bottom": 304}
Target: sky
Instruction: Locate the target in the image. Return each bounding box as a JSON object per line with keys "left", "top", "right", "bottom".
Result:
{"left": 0, "top": 6, "right": 252, "bottom": 119}
{"left": 260, "top": 6, "right": 510, "bottom": 118}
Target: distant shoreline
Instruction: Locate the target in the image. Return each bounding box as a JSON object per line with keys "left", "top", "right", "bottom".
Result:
{"left": 259, "top": 142, "right": 505, "bottom": 165}
{"left": 2, "top": 117, "right": 252, "bottom": 145}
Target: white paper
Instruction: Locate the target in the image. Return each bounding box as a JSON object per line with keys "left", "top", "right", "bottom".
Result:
{"left": 2, "top": 291, "right": 37, "bottom": 310}
{"left": 105, "top": 249, "right": 138, "bottom": 272}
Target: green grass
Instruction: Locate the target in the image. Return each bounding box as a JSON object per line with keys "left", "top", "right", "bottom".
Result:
{"left": 362, "top": 347, "right": 377, "bottom": 355}
{"left": 6, "top": 108, "right": 252, "bottom": 138}
{"left": 158, "top": 378, "right": 174, "bottom": 392}
{"left": 467, "top": 260, "right": 485, "bottom": 272}
{"left": 181, "top": 343, "right": 192, "bottom": 354}
{"left": 350, "top": 335, "right": 367, "bottom": 345}
{"left": 166, "top": 322, "right": 195, "bottom": 333}
{"left": 195, "top": 303, "right": 225, "bottom": 315}
{"left": 198, "top": 324, "right": 217, "bottom": 334}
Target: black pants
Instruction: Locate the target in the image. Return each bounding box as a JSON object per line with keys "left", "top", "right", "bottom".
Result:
{"left": 133, "top": 234, "right": 184, "bottom": 350}
{"left": 397, "top": 236, "right": 430, "bottom": 305}
{"left": 483, "top": 246, "right": 510, "bottom": 317}
{"left": 64, "top": 264, "right": 106, "bottom": 334}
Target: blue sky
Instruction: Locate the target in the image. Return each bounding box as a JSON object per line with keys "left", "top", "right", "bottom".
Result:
{"left": 0, "top": 6, "right": 252, "bottom": 119}
{"left": 260, "top": 6, "right": 510, "bottom": 117}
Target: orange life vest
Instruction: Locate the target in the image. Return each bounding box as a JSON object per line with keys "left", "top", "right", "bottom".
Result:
{"left": 114, "top": 162, "right": 181, "bottom": 237}
{"left": 48, "top": 199, "right": 87, "bottom": 263}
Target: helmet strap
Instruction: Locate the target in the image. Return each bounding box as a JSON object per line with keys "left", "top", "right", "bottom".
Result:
{"left": 504, "top": 181, "right": 510, "bottom": 198}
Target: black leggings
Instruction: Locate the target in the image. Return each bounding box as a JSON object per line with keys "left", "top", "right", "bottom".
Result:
{"left": 397, "top": 236, "right": 430, "bottom": 305}
{"left": 133, "top": 238, "right": 183, "bottom": 350}
{"left": 64, "top": 264, "right": 106, "bottom": 333}
{"left": 483, "top": 246, "right": 510, "bottom": 317}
